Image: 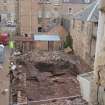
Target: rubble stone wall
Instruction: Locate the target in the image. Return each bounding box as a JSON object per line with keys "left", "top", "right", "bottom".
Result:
{"left": 70, "top": 20, "right": 97, "bottom": 65}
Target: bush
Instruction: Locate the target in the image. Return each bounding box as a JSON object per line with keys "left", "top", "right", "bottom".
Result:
{"left": 64, "top": 32, "right": 73, "bottom": 49}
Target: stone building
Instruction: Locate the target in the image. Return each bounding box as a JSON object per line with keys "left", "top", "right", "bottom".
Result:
{"left": 16, "top": 0, "right": 67, "bottom": 50}
{"left": 16, "top": 0, "right": 98, "bottom": 52}
{"left": 17, "top": 0, "right": 65, "bottom": 36}
{"left": 0, "top": 0, "right": 16, "bottom": 32}
{"left": 17, "top": 0, "right": 94, "bottom": 35}
{"left": 61, "top": 0, "right": 95, "bottom": 31}
{"left": 70, "top": 1, "right": 99, "bottom": 65}
{"left": 16, "top": 0, "right": 39, "bottom": 35}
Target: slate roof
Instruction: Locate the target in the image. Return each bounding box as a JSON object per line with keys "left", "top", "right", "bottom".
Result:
{"left": 74, "top": 0, "right": 99, "bottom": 22}
{"left": 63, "top": 0, "right": 96, "bottom": 4}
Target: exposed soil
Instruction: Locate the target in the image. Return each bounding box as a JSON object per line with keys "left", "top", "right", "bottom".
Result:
{"left": 11, "top": 50, "right": 91, "bottom": 105}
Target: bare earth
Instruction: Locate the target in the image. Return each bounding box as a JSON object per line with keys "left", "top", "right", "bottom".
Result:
{"left": 11, "top": 50, "right": 90, "bottom": 105}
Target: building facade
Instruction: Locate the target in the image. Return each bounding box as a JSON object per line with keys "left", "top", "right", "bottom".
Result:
{"left": 0, "top": 0, "right": 16, "bottom": 32}
{"left": 70, "top": 1, "right": 98, "bottom": 66}
{"left": 17, "top": 0, "right": 39, "bottom": 35}
{"left": 70, "top": 20, "right": 97, "bottom": 65}
{"left": 16, "top": 0, "right": 98, "bottom": 55}
{"left": 17, "top": 0, "right": 63, "bottom": 35}
{"left": 61, "top": 0, "right": 97, "bottom": 65}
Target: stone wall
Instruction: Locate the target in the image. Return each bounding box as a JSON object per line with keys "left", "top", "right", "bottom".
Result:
{"left": 19, "top": 0, "right": 39, "bottom": 35}
{"left": 35, "top": 25, "right": 67, "bottom": 51}
{"left": 70, "top": 19, "right": 97, "bottom": 66}
{"left": 91, "top": 1, "right": 105, "bottom": 104}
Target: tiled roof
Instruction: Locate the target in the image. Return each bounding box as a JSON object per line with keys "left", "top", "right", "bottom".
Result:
{"left": 74, "top": 1, "right": 99, "bottom": 22}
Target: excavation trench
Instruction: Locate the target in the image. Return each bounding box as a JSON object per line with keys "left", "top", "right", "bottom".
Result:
{"left": 16, "top": 60, "right": 81, "bottom": 101}
{"left": 34, "top": 61, "right": 79, "bottom": 76}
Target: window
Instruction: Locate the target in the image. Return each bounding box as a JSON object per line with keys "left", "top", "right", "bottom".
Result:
{"left": 38, "top": 27, "right": 43, "bottom": 32}
{"left": 94, "top": 22, "right": 98, "bottom": 27}
{"left": 53, "top": 19, "right": 57, "bottom": 23}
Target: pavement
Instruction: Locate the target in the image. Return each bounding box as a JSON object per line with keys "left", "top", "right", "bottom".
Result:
{"left": 0, "top": 47, "right": 10, "bottom": 105}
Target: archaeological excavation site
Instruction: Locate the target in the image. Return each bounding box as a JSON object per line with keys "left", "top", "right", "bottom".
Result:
{"left": 1, "top": 0, "right": 105, "bottom": 105}
{"left": 9, "top": 50, "right": 91, "bottom": 105}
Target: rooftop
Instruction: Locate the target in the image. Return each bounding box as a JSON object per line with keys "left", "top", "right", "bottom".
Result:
{"left": 74, "top": 0, "right": 99, "bottom": 22}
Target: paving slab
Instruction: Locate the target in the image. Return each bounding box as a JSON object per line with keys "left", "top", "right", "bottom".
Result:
{"left": 0, "top": 47, "right": 10, "bottom": 105}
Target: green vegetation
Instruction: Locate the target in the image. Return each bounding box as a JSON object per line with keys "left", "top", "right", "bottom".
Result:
{"left": 64, "top": 32, "right": 73, "bottom": 49}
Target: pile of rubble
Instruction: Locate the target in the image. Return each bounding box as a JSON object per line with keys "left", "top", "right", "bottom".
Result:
{"left": 31, "top": 50, "right": 80, "bottom": 64}
{"left": 15, "top": 50, "right": 91, "bottom": 74}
